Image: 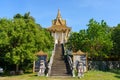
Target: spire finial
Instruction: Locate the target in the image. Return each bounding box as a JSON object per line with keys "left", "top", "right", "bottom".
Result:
{"left": 57, "top": 9, "right": 62, "bottom": 19}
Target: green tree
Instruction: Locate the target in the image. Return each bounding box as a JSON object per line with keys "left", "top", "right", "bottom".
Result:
{"left": 87, "top": 19, "right": 113, "bottom": 59}
{"left": 112, "top": 24, "right": 120, "bottom": 60}
{"left": 66, "top": 19, "right": 113, "bottom": 60}
{"left": 0, "top": 13, "right": 53, "bottom": 72}
{"left": 66, "top": 30, "right": 88, "bottom": 52}
{"left": 0, "top": 18, "right": 13, "bottom": 69}
{"left": 66, "top": 32, "right": 80, "bottom": 52}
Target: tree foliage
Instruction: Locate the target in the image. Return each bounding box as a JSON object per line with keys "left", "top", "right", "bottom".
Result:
{"left": 66, "top": 19, "right": 113, "bottom": 60}
{"left": 87, "top": 19, "right": 113, "bottom": 59}
{"left": 112, "top": 24, "right": 120, "bottom": 59}
{"left": 0, "top": 13, "right": 53, "bottom": 71}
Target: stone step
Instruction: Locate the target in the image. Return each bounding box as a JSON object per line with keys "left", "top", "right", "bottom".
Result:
{"left": 51, "top": 70, "right": 67, "bottom": 73}
{"left": 51, "top": 66, "right": 66, "bottom": 69}
{"left": 52, "top": 61, "right": 65, "bottom": 63}
{"left": 52, "top": 64, "right": 66, "bottom": 66}
{"left": 51, "top": 68, "right": 66, "bottom": 70}
{"left": 52, "top": 63, "right": 66, "bottom": 67}
{"left": 50, "top": 73, "right": 71, "bottom": 76}
{"left": 50, "top": 44, "right": 71, "bottom": 76}
{"left": 52, "top": 64, "right": 65, "bottom": 66}
{"left": 53, "top": 59, "right": 64, "bottom": 60}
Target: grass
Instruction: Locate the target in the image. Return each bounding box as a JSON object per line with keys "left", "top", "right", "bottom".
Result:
{"left": 0, "top": 70, "right": 120, "bottom": 80}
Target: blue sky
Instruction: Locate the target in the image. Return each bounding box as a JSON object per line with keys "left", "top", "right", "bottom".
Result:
{"left": 0, "top": 0, "right": 120, "bottom": 32}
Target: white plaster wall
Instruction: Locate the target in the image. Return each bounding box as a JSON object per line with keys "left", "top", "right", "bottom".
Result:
{"left": 73, "top": 55, "right": 87, "bottom": 72}
{"left": 52, "top": 31, "right": 66, "bottom": 44}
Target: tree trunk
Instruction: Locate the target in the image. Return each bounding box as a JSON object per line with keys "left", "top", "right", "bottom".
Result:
{"left": 16, "top": 64, "right": 19, "bottom": 73}
{"left": 33, "top": 60, "right": 35, "bottom": 73}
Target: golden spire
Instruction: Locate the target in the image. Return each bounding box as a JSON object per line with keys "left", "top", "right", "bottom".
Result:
{"left": 56, "top": 9, "right": 62, "bottom": 19}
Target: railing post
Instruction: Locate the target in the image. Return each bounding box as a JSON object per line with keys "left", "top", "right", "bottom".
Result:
{"left": 46, "top": 44, "right": 56, "bottom": 77}
{"left": 72, "top": 63, "right": 75, "bottom": 77}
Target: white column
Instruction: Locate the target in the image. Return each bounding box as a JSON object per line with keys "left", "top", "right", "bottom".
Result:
{"left": 62, "top": 32, "right": 65, "bottom": 44}
{"left": 53, "top": 33, "right": 55, "bottom": 39}
{"left": 55, "top": 32, "right": 58, "bottom": 44}
{"left": 65, "top": 32, "right": 67, "bottom": 43}
{"left": 55, "top": 32, "right": 56, "bottom": 44}
{"left": 61, "top": 32, "right": 63, "bottom": 44}
{"left": 52, "top": 33, "right": 53, "bottom": 37}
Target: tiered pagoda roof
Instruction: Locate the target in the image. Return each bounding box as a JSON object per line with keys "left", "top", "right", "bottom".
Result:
{"left": 36, "top": 50, "right": 47, "bottom": 56}
{"left": 73, "top": 50, "right": 86, "bottom": 55}
{"left": 48, "top": 9, "right": 71, "bottom": 32}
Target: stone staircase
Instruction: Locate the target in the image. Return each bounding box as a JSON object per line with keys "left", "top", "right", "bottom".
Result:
{"left": 50, "top": 44, "right": 71, "bottom": 76}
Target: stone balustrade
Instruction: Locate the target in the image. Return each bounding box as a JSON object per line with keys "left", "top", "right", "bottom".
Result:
{"left": 46, "top": 44, "right": 56, "bottom": 76}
